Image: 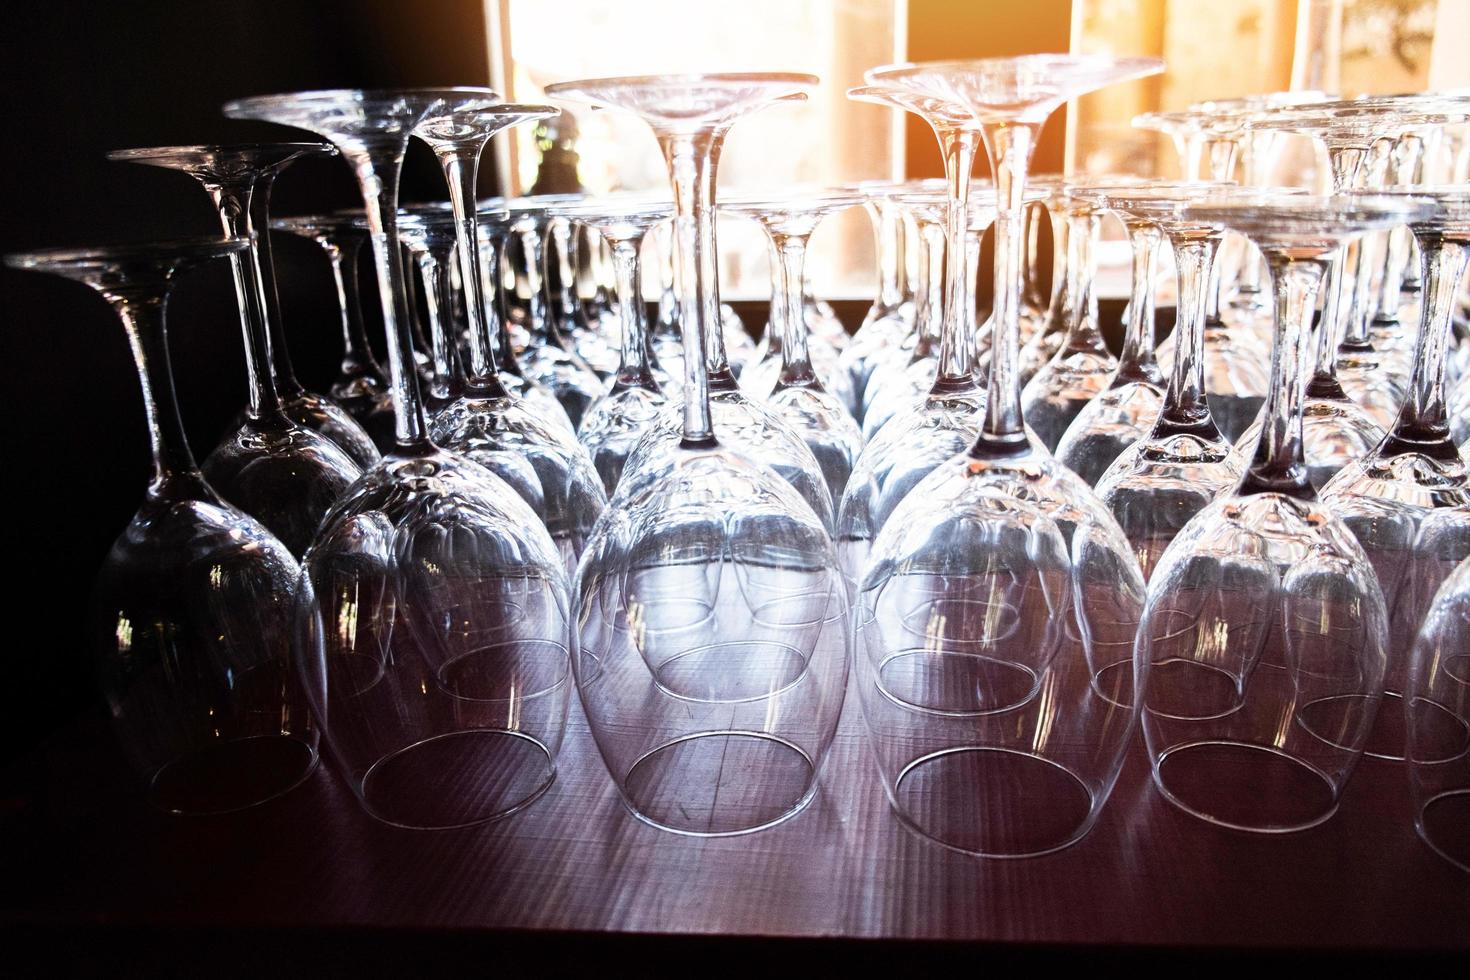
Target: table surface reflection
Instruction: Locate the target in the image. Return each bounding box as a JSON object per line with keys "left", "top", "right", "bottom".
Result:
{"left": 2, "top": 688, "right": 1466, "bottom": 953}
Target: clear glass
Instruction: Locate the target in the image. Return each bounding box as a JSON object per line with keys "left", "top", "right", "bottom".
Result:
{"left": 1094, "top": 185, "right": 1253, "bottom": 582}
{"left": 1017, "top": 182, "right": 1069, "bottom": 385}
{"left": 1139, "top": 194, "right": 1431, "bottom": 834}
{"left": 1407, "top": 554, "right": 1470, "bottom": 871}
{"left": 854, "top": 54, "right": 1161, "bottom": 857}
{"left": 1055, "top": 184, "right": 1168, "bottom": 486}
{"left": 723, "top": 190, "right": 866, "bottom": 506}
{"left": 564, "top": 197, "right": 672, "bottom": 494}
{"left": 269, "top": 212, "right": 396, "bottom": 450}
{"left": 857, "top": 189, "right": 947, "bottom": 441}
{"left": 225, "top": 87, "right": 574, "bottom": 830}
{"left": 547, "top": 72, "right": 848, "bottom": 836}
{"left": 7, "top": 238, "right": 316, "bottom": 814}
{"left": 503, "top": 198, "right": 609, "bottom": 429}
{"left": 1322, "top": 188, "right": 1470, "bottom": 762}
{"left": 108, "top": 144, "right": 366, "bottom": 555}
{"left": 1021, "top": 183, "right": 1118, "bottom": 452}
{"left": 399, "top": 207, "right": 467, "bottom": 417}
{"left": 476, "top": 209, "right": 579, "bottom": 434}
{"left": 838, "top": 181, "right": 916, "bottom": 422}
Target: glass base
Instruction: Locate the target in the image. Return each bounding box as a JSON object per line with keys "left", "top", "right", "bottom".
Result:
{"left": 1416, "top": 789, "right": 1470, "bottom": 872}
{"left": 888, "top": 746, "right": 1097, "bottom": 858}
{"left": 621, "top": 731, "right": 817, "bottom": 836}
{"left": 358, "top": 730, "right": 556, "bottom": 830}
{"left": 148, "top": 735, "right": 317, "bottom": 816}
{"left": 1152, "top": 740, "right": 1339, "bottom": 833}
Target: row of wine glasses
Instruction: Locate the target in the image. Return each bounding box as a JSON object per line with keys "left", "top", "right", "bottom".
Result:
{"left": 7, "top": 64, "right": 1467, "bottom": 873}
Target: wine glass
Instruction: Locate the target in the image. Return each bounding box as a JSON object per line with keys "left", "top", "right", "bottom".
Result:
{"left": 1322, "top": 186, "right": 1470, "bottom": 762}
{"left": 854, "top": 54, "right": 1161, "bottom": 857}
{"left": 1136, "top": 110, "right": 1272, "bottom": 444}
{"left": 561, "top": 196, "right": 671, "bottom": 494}
{"left": 1054, "top": 181, "right": 1169, "bottom": 485}
{"left": 723, "top": 189, "right": 866, "bottom": 506}
{"left": 734, "top": 196, "right": 857, "bottom": 412}
{"left": 547, "top": 72, "right": 848, "bottom": 835}
{"left": 399, "top": 207, "right": 466, "bottom": 417}
{"left": 225, "top": 88, "right": 574, "bottom": 830}
{"left": 8, "top": 237, "right": 317, "bottom": 813}
{"left": 548, "top": 214, "right": 621, "bottom": 379}
{"left": 1020, "top": 181, "right": 1124, "bottom": 452}
{"left": 269, "top": 211, "right": 396, "bottom": 448}
{"left": 108, "top": 143, "right": 366, "bottom": 555}
{"left": 856, "top": 187, "right": 947, "bottom": 441}
{"left": 1406, "top": 554, "right": 1470, "bottom": 870}
{"left": 475, "top": 208, "right": 579, "bottom": 434}
{"left": 1093, "top": 184, "right": 1254, "bottom": 581}
{"left": 1139, "top": 193, "right": 1432, "bottom": 834}
{"left": 1016, "top": 180, "right": 1069, "bottom": 385}
{"left": 503, "top": 197, "right": 606, "bottom": 428}
{"left": 837, "top": 181, "right": 916, "bottom": 421}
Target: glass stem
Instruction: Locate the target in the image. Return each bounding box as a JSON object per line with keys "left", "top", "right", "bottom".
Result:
{"left": 550, "top": 217, "right": 579, "bottom": 342}
{"left": 438, "top": 145, "right": 505, "bottom": 399}
{"left": 912, "top": 219, "right": 944, "bottom": 358}
{"left": 331, "top": 235, "right": 382, "bottom": 379}
{"left": 1380, "top": 232, "right": 1467, "bottom": 460}
{"left": 248, "top": 172, "right": 304, "bottom": 398}
{"left": 609, "top": 233, "right": 659, "bottom": 393}
{"left": 774, "top": 229, "right": 819, "bottom": 390}
{"left": 659, "top": 128, "right": 717, "bottom": 446}
{"left": 932, "top": 124, "right": 978, "bottom": 395}
{"left": 701, "top": 125, "right": 737, "bottom": 389}
{"left": 1237, "top": 256, "right": 1326, "bottom": 499}
{"left": 1343, "top": 138, "right": 1396, "bottom": 350}
{"left": 417, "top": 248, "right": 463, "bottom": 404}
{"left": 762, "top": 236, "right": 785, "bottom": 363}
{"left": 873, "top": 197, "right": 904, "bottom": 311}
{"left": 519, "top": 224, "right": 552, "bottom": 344}
{"left": 113, "top": 292, "right": 209, "bottom": 499}
{"left": 1117, "top": 222, "right": 1162, "bottom": 386}
{"left": 1059, "top": 206, "right": 1108, "bottom": 360}
{"left": 1155, "top": 235, "right": 1222, "bottom": 439}
{"left": 1376, "top": 134, "right": 1423, "bottom": 322}
{"left": 976, "top": 120, "right": 1039, "bottom": 451}
{"left": 207, "top": 181, "right": 285, "bottom": 423}
{"left": 358, "top": 151, "right": 431, "bottom": 452}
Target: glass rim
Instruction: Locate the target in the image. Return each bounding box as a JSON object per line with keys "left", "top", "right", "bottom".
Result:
{"left": 106, "top": 142, "right": 337, "bottom": 162}
{"left": 223, "top": 86, "right": 501, "bottom": 115}
{"left": 6, "top": 237, "right": 250, "bottom": 270}
{"left": 544, "top": 71, "right": 819, "bottom": 98}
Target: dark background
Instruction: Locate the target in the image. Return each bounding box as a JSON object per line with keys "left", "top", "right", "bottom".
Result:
{"left": 0, "top": 0, "right": 498, "bottom": 764}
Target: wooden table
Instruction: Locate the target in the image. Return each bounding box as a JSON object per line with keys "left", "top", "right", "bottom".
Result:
{"left": 3, "top": 674, "right": 1466, "bottom": 973}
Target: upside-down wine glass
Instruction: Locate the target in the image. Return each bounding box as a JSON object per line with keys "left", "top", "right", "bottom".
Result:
{"left": 475, "top": 208, "right": 579, "bottom": 434}
{"left": 225, "top": 88, "right": 574, "bottom": 830}
{"left": 269, "top": 211, "right": 396, "bottom": 448}
{"left": 1054, "top": 181, "right": 1169, "bottom": 486}
{"left": 1016, "top": 179, "right": 1069, "bottom": 385}
{"left": 854, "top": 54, "right": 1161, "bottom": 857}
{"left": 837, "top": 181, "right": 915, "bottom": 421}
{"left": 856, "top": 185, "right": 948, "bottom": 441}
{"left": 1136, "top": 110, "right": 1270, "bottom": 443}
{"left": 726, "top": 189, "right": 866, "bottom": 506}
{"left": 1138, "top": 193, "right": 1432, "bottom": 834}
{"left": 565, "top": 196, "right": 672, "bottom": 494}
{"left": 1322, "top": 187, "right": 1470, "bottom": 762}
{"left": 108, "top": 144, "right": 366, "bottom": 555}
{"left": 1093, "top": 184, "right": 1256, "bottom": 580}
{"left": 552, "top": 91, "right": 833, "bottom": 525}
{"left": 547, "top": 72, "right": 849, "bottom": 835}
{"left": 1407, "top": 555, "right": 1470, "bottom": 870}
{"left": 399, "top": 208, "right": 466, "bottom": 417}
{"left": 1021, "top": 181, "right": 1121, "bottom": 452}
{"left": 8, "top": 238, "right": 317, "bottom": 813}
{"left": 504, "top": 198, "right": 606, "bottom": 428}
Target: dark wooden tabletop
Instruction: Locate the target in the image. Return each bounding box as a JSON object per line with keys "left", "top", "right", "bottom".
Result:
{"left": 3, "top": 673, "right": 1467, "bottom": 968}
